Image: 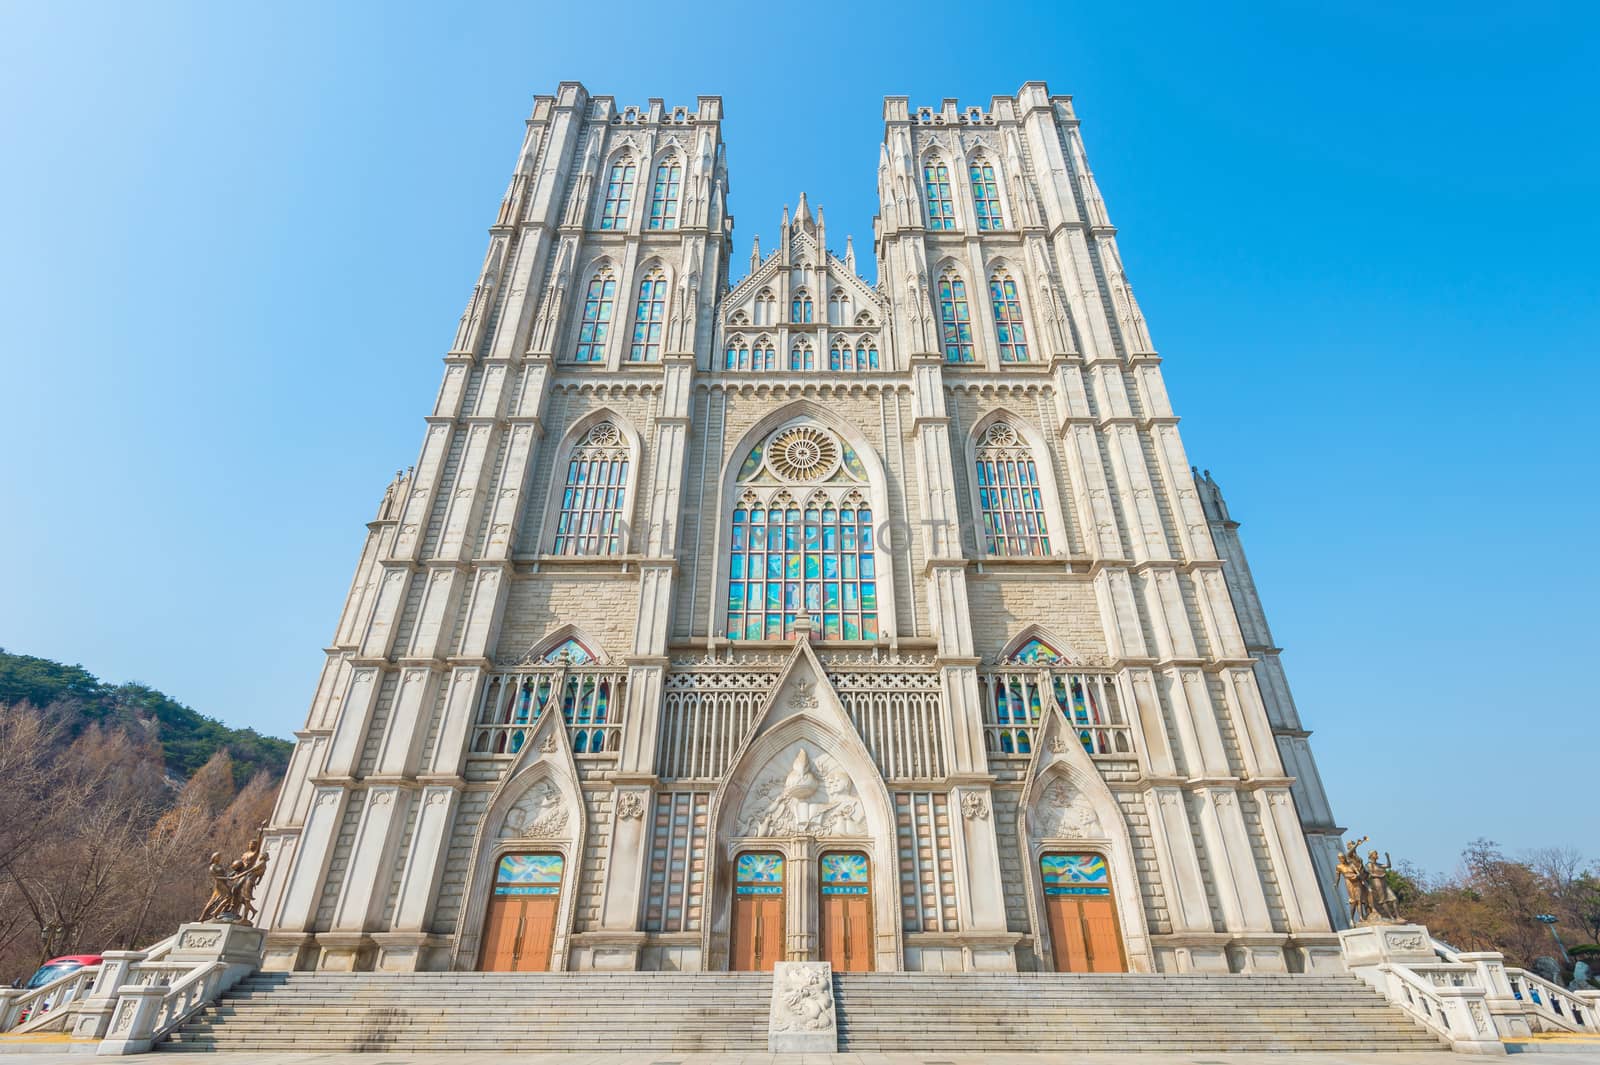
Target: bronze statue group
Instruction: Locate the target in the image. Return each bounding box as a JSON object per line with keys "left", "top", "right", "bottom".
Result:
{"left": 200, "top": 826, "right": 270, "bottom": 926}
{"left": 1334, "top": 835, "right": 1403, "bottom": 925}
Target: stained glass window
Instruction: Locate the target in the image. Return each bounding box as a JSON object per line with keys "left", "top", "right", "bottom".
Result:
{"left": 494, "top": 853, "right": 564, "bottom": 896}
{"left": 647, "top": 158, "right": 680, "bottom": 230}
{"left": 1012, "top": 637, "right": 1063, "bottom": 664}
{"left": 552, "top": 421, "right": 629, "bottom": 555}
{"left": 599, "top": 159, "right": 636, "bottom": 230}
{"left": 735, "top": 852, "right": 784, "bottom": 895}
{"left": 971, "top": 159, "right": 1002, "bottom": 230}
{"left": 820, "top": 852, "right": 869, "bottom": 896}
{"left": 789, "top": 340, "right": 814, "bottom": 371}
{"left": 629, "top": 269, "right": 666, "bottom": 362}
{"left": 572, "top": 271, "right": 616, "bottom": 363}
{"left": 1040, "top": 853, "right": 1110, "bottom": 896}
{"left": 924, "top": 162, "right": 955, "bottom": 229}
{"left": 725, "top": 337, "right": 777, "bottom": 371}
{"left": 791, "top": 290, "right": 813, "bottom": 323}
{"left": 540, "top": 638, "right": 593, "bottom": 664}
{"left": 939, "top": 272, "right": 974, "bottom": 363}
{"left": 990, "top": 271, "right": 1029, "bottom": 362}
{"left": 828, "top": 343, "right": 880, "bottom": 372}
{"left": 975, "top": 422, "right": 1051, "bottom": 556}
{"left": 725, "top": 424, "right": 878, "bottom": 642}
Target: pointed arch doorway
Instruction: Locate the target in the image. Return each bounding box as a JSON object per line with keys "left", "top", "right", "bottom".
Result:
{"left": 1039, "top": 852, "right": 1125, "bottom": 973}
{"left": 478, "top": 853, "right": 564, "bottom": 972}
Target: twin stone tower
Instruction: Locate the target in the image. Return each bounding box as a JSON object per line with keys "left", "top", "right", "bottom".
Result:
{"left": 252, "top": 82, "right": 1346, "bottom": 979}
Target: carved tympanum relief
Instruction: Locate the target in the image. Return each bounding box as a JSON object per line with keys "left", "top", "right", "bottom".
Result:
{"left": 737, "top": 745, "right": 866, "bottom": 837}
{"left": 1033, "top": 777, "right": 1103, "bottom": 839}
{"left": 500, "top": 780, "right": 569, "bottom": 840}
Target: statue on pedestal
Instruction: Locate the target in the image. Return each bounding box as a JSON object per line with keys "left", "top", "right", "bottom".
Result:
{"left": 198, "top": 825, "right": 270, "bottom": 925}
{"left": 1332, "top": 834, "right": 1405, "bottom": 925}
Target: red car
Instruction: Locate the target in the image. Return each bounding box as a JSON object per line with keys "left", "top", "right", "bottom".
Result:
{"left": 14, "top": 955, "right": 101, "bottom": 1020}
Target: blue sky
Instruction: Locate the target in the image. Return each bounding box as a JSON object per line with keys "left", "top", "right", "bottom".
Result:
{"left": 2, "top": 1, "right": 1595, "bottom": 875}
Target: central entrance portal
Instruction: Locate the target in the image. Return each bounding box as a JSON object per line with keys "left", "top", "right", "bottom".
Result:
{"left": 478, "top": 853, "right": 563, "bottom": 972}
{"left": 730, "top": 852, "right": 785, "bottom": 971}
{"left": 1040, "top": 852, "right": 1125, "bottom": 973}
{"left": 819, "top": 852, "right": 873, "bottom": 971}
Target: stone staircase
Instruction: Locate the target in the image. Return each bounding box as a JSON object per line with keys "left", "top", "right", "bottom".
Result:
{"left": 163, "top": 972, "right": 772, "bottom": 1052}
{"left": 833, "top": 973, "right": 1446, "bottom": 1052}
{"left": 162, "top": 970, "right": 1446, "bottom": 1054}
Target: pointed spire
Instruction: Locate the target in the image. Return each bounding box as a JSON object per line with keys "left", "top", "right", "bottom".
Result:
{"left": 782, "top": 204, "right": 790, "bottom": 229}
{"left": 796, "top": 191, "right": 811, "bottom": 226}
{"left": 844, "top": 235, "right": 856, "bottom": 273}
{"left": 750, "top": 235, "right": 761, "bottom": 273}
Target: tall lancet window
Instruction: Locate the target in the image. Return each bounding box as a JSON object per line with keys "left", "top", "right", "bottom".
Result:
{"left": 726, "top": 423, "right": 877, "bottom": 640}
{"left": 573, "top": 269, "right": 616, "bottom": 363}
{"left": 970, "top": 158, "right": 1002, "bottom": 230}
{"left": 755, "top": 289, "right": 776, "bottom": 326}
{"left": 939, "top": 271, "right": 974, "bottom": 363}
{"left": 789, "top": 339, "right": 814, "bottom": 371}
{"left": 647, "top": 158, "right": 681, "bottom": 230}
{"left": 924, "top": 161, "right": 955, "bottom": 229}
{"left": 599, "top": 157, "right": 636, "bottom": 230}
{"left": 975, "top": 422, "right": 1050, "bottom": 556}
{"left": 791, "top": 290, "right": 813, "bottom": 323}
{"left": 629, "top": 268, "right": 666, "bottom": 362}
{"left": 552, "top": 421, "right": 631, "bottom": 556}
{"left": 989, "top": 270, "right": 1029, "bottom": 363}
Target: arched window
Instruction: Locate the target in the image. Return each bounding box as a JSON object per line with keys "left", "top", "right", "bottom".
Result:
{"left": 970, "top": 158, "right": 1002, "bottom": 230}
{"left": 989, "top": 270, "right": 1029, "bottom": 363}
{"left": 647, "top": 157, "right": 681, "bottom": 230}
{"left": 975, "top": 422, "right": 1050, "bottom": 556}
{"left": 755, "top": 289, "right": 776, "bottom": 326}
{"left": 726, "top": 339, "right": 750, "bottom": 371}
{"left": 726, "top": 423, "right": 877, "bottom": 641}
{"left": 599, "top": 157, "right": 636, "bottom": 230}
{"left": 789, "top": 339, "right": 814, "bottom": 371}
{"left": 573, "top": 269, "right": 616, "bottom": 363}
{"left": 829, "top": 342, "right": 880, "bottom": 372}
{"left": 828, "top": 289, "right": 847, "bottom": 325}
{"left": 753, "top": 336, "right": 776, "bottom": 371}
{"left": 629, "top": 268, "right": 666, "bottom": 362}
{"left": 938, "top": 271, "right": 974, "bottom": 363}
{"left": 924, "top": 161, "right": 955, "bottom": 230}
{"left": 791, "top": 289, "right": 813, "bottom": 323}
{"left": 552, "top": 421, "right": 631, "bottom": 555}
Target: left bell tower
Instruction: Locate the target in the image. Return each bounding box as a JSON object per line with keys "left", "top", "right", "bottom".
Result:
{"left": 252, "top": 84, "right": 731, "bottom": 972}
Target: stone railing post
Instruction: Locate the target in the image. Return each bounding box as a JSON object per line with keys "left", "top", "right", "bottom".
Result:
{"left": 1457, "top": 951, "right": 1532, "bottom": 1040}
{"left": 96, "top": 985, "right": 167, "bottom": 1056}
{"left": 71, "top": 952, "right": 147, "bottom": 1040}
{"left": 768, "top": 961, "right": 836, "bottom": 1052}
{"left": 0, "top": 988, "right": 23, "bottom": 1031}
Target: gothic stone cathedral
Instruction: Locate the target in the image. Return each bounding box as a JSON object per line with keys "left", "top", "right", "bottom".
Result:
{"left": 256, "top": 83, "right": 1347, "bottom": 978}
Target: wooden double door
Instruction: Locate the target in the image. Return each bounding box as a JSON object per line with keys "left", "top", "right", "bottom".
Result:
{"left": 730, "top": 851, "right": 874, "bottom": 972}
{"left": 478, "top": 853, "right": 563, "bottom": 972}
{"left": 1040, "top": 852, "right": 1125, "bottom": 973}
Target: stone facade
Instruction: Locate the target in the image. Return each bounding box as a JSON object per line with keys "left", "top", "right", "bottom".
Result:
{"left": 255, "top": 82, "right": 1345, "bottom": 976}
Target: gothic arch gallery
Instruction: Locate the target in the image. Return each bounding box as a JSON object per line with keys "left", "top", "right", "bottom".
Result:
{"left": 255, "top": 84, "right": 1347, "bottom": 976}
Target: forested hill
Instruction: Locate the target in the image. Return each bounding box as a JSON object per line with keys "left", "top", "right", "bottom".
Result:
{"left": 0, "top": 648, "right": 292, "bottom": 784}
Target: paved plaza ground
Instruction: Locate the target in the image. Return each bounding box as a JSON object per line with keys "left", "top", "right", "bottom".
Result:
{"left": 8, "top": 1052, "right": 1600, "bottom": 1065}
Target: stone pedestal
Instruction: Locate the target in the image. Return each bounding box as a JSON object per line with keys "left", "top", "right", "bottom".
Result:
{"left": 71, "top": 951, "right": 147, "bottom": 1040}
{"left": 767, "top": 961, "right": 836, "bottom": 1052}
{"left": 1338, "top": 922, "right": 1436, "bottom": 974}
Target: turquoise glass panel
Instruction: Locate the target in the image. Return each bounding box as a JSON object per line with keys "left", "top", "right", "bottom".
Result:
{"left": 1040, "top": 853, "right": 1110, "bottom": 896}
{"left": 820, "top": 853, "right": 869, "bottom": 895}
{"left": 1013, "top": 638, "right": 1062, "bottom": 664}
{"left": 495, "top": 853, "right": 564, "bottom": 895}
{"left": 737, "top": 853, "right": 784, "bottom": 894}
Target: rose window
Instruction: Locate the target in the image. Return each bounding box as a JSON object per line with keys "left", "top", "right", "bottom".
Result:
{"left": 767, "top": 426, "right": 840, "bottom": 482}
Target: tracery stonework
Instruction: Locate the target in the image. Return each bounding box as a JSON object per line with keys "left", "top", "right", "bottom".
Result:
{"left": 258, "top": 83, "right": 1346, "bottom": 978}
